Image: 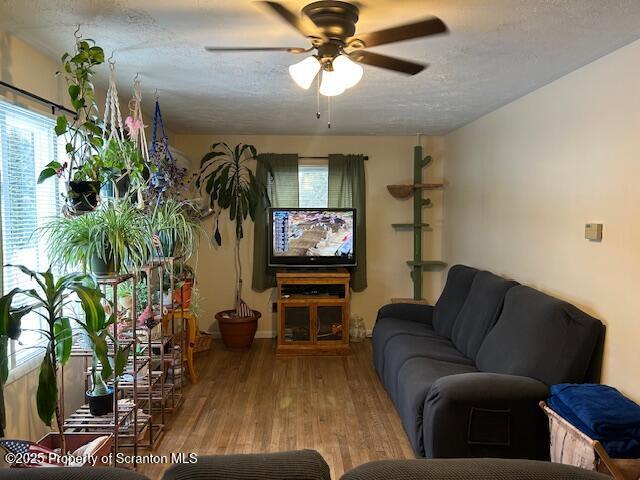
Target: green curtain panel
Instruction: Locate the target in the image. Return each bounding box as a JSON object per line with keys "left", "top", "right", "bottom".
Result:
{"left": 251, "top": 153, "right": 299, "bottom": 291}
{"left": 328, "top": 154, "right": 367, "bottom": 291}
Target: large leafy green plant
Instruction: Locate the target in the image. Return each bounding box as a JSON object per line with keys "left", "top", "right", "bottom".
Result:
{"left": 44, "top": 200, "right": 150, "bottom": 274}
{"left": 0, "top": 266, "right": 126, "bottom": 453}
{"left": 193, "top": 143, "right": 268, "bottom": 310}
{"left": 38, "top": 37, "right": 106, "bottom": 187}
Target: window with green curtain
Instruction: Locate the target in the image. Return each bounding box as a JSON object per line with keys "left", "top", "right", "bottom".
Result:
{"left": 251, "top": 153, "right": 299, "bottom": 291}
{"left": 328, "top": 154, "right": 367, "bottom": 291}
{"left": 251, "top": 153, "right": 367, "bottom": 292}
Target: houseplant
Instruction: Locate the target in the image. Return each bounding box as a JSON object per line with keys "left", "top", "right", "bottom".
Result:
{"left": 193, "top": 143, "right": 268, "bottom": 349}
{"left": 147, "top": 198, "right": 201, "bottom": 260}
{"left": 101, "top": 137, "right": 151, "bottom": 199}
{"left": 44, "top": 199, "right": 150, "bottom": 275}
{"left": 0, "top": 267, "right": 126, "bottom": 453}
{"left": 37, "top": 36, "right": 107, "bottom": 212}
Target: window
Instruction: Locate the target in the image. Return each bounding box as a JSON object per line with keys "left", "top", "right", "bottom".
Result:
{"left": 298, "top": 159, "right": 328, "bottom": 208}
{"left": 0, "top": 99, "right": 64, "bottom": 368}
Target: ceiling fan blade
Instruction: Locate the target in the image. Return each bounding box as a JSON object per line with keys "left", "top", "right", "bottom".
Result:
{"left": 352, "top": 17, "right": 447, "bottom": 48}
{"left": 257, "top": 1, "right": 325, "bottom": 40}
{"left": 349, "top": 51, "right": 427, "bottom": 75}
{"left": 205, "top": 46, "right": 308, "bottom": 53}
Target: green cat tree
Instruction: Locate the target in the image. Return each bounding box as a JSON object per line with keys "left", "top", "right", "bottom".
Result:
{"left": 387, "top": 143, "right": 446, "bottom": 301}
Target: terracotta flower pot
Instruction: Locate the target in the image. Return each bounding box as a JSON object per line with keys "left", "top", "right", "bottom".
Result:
{"left": 173, "top": 279, "right": 193, "bottom": 307}
{"left": 215, "top": 309, "right": 261, "bottom": 351}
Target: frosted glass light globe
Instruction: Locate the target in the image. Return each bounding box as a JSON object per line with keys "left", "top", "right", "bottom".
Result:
{"left": 332, "top": 54, "right": 363, "bottom": 89}
{"left": 319, "top": 69, "right": 346, "bottom": 97}
{"left": 289, "top": 56, "right": 321, "bottom": 90}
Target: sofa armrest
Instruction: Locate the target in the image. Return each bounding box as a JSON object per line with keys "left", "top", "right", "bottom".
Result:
{"left": 423, "top": 373, "right": 550, "bottom": 460}
{"left": 161, "top": 450, "right": 330, "bottom": 480}
{"left": 376, "top": 303, "right": 434, "bottom": 324}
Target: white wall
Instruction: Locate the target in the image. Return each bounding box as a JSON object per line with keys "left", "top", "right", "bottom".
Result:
{"left": 444, "top": 39, "right": 640, "bottom": 401}
{"left": 174, "top": 134, "right": 446, "bottom": 336}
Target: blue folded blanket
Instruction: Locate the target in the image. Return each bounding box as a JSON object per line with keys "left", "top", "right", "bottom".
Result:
{"left": 548, "top": 384, "right": 640, "bottom": 459}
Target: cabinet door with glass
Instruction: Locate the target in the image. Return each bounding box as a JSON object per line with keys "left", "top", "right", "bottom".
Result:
{"left": 315, "top": 303, "right": 346, "bottom": 343}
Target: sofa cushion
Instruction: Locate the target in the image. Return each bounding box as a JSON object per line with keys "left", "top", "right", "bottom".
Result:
{"left": 450, "top": 271, "right": 519, "bottom": 359}
{"left": 383, "top": 335, "right": 474, "bottom": 403}
{"left": 340, "top": 458, "right": 611, "bottom": 480}
{"left": 432, "top": 265, "right": 479, "bottom": 338}
{"left": 162, "top": 450, "right": 330, "bottom": 480}
{"left": 476, "top": 286, "right": 603, "bottom": 386}
{"left": 372, "top": 317, "right": 444, "bottom": 378}
{"left": 395, "top": 357, "right": 478, "bottom": 456}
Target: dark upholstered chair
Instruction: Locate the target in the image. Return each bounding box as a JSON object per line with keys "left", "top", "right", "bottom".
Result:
{"left": 0, "top": 451, "right": 610, "bottom": 480}
{"left": 161, "top": 450, "right": 331, "bottom": 480}
{"left": 340, "top": 458, "right": 610, "bottom": 480}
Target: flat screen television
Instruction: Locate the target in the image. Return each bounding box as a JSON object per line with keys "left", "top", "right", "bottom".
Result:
{"left": 268, "top": 208, "right": 356, "bottom": 267}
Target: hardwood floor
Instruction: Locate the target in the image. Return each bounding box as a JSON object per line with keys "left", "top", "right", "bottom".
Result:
{"left": 139, "top": 339, "right": 414, "bottom": 479}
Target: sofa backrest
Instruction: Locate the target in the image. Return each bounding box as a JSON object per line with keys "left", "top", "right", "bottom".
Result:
{"left": 433, "top": 265, "right": 479, "bottom": 337}
{"left": 450, "top": 271, "right": 519, "bottom": 360}
{"left": 475, "top": 285, "right": 603, "bottom": 385}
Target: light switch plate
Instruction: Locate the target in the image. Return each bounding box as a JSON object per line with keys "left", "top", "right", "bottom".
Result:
{"left": 585, "top": 223, "right": 603, "bottom": 242}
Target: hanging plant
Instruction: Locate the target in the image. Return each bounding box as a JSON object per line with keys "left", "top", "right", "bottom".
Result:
{"left": 146, "top": 100, "right": 187, "bottom": 204}
{"left": 38, "top": 32, "right": 106, "bottom": 212}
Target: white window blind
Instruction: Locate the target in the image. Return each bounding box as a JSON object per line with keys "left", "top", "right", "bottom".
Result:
{"left": 0, "top": 99, "right": 64, "bottom": 366}
{"left": 298, "top": 159, "right": 328, "bottom": 208}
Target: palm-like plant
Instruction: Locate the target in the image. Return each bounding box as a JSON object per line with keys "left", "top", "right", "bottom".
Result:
{"left": 193, "top": 143, "right": 268, "bottom": 309}
{"left": 0, "top": 266, "right": 126, "bottom": 453}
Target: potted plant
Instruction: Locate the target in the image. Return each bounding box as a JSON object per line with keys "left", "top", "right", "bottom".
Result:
{"left": 193, "top": 143, "right": 268, "bottom": 350}
{"left": 148, "top": 198, "right": 201, "bottom": 260}
{"left": 44, "top": 200, "right": 150, "bottom": 275}
{"left": 37, "top": 36, "right": 107, "bottom": 212}
{"left": 173, "top": 264, "right": 195, "bottom": 307}
{"left": 102, "top": 137, "right": 153, "bottom": 199}
{"left": 0, "top": 266, "right": 125, "bottom": 453}
{"left": 119, "top": 277, "right": 148, "bottom": 311}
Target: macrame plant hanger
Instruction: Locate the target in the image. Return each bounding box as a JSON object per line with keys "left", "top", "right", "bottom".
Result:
{"left": 103, "top": 53, "right": 128, "bottom": 197}
{"left": 128, "top": 74, "right": 150, "bottom": 207}
{"left": 150, "top": 92, "right": 174, "bottom": 164}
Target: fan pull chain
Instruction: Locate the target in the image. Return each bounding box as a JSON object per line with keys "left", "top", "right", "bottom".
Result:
{"left": 316, "top": 74, "right": 321, "bottom": 119}
{"left": 327, "top": 95, "right": 331, "bottom": 129}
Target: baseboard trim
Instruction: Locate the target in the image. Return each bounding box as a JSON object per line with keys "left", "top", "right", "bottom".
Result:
{"left": 208, "top": 330, "right": 275, "bottom": 339}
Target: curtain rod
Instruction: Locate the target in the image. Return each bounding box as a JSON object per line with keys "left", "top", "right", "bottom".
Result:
{"left": 0, "top": 80, "right": 77, "bottom": 117}
{"left": 299, "top": 155, "right": 369, "bottom": 161}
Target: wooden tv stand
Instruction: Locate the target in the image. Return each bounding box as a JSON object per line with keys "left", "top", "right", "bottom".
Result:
{"left": 276, "top": 270, "right": 350, "bottom": 356}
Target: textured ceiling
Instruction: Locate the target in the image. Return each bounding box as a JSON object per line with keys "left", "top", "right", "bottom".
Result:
{"left": 1, "top": 0, "right": 640, "bottom": 135}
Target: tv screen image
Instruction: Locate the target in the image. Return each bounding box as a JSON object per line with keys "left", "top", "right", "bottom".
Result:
{"left": 269, "top": 208, "right": 356, "bottom": 267}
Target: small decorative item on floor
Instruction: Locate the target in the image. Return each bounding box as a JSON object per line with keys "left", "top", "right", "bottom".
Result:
{"left": 349, "top": 314, "right": 366, "bottom": 342}
{"left": 0, "top": 434, "right": 112, "bottom": 467}
{"left": 541, "top": 383, "right": 640, "bottom": 480}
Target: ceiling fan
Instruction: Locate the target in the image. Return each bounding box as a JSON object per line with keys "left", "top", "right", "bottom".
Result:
{"left": 205, "top": 1, "right": 448, "bottom": 96}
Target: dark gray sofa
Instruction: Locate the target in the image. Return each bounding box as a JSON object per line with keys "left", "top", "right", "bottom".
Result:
{"left": 0, "top": 451, "right": 611, "bottom": 480}
{"left": 373, "top": 265, "right": 605, "bottom": 459}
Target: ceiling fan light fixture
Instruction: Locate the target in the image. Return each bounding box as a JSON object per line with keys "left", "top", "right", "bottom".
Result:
{"left": 332, "top": 54, "right": 363, "bottom": 89}
{"left": 319, "top": 69, "right": 346, "bottom": 97}
{"left": 289, "top": 56, "right": 321, "bottom": 90}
